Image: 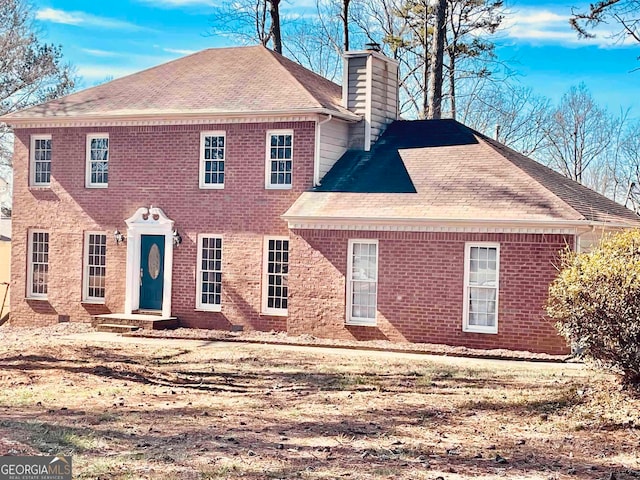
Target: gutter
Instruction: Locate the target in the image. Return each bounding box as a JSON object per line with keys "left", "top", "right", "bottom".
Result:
{"left": 281, "top": 213, "right": 639, "bottom": 232}
{"left": 1, "top": 107, "right": 361, "bottom": 128}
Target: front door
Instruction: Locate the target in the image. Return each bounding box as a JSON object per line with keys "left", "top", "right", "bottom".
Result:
{"left": 139, "top": 234, "right": 164, "bottom": 311}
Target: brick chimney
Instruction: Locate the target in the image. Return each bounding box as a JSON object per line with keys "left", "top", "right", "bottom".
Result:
{"left": 342, "top": 45, "right": 399, "bottom": 151}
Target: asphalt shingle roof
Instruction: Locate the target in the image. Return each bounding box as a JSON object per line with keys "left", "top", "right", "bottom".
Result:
{"left": 286, "top": 119, "right": 640, "bottom": 226}
{"left": 2, "top": 46, "right": 356, "bottom": 122}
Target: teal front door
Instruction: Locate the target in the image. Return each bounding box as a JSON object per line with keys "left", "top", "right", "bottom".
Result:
{"left": 139, "top": 234, "right": 164, "bottom": 311}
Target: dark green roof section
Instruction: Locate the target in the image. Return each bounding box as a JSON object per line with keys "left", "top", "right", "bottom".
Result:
{"left": 315, "top": 119, "right": 479, "bottom": 193}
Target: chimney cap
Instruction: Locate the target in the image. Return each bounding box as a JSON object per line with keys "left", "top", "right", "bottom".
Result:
{"left": 365, "top": 42, "right": 381, "bottom": 52}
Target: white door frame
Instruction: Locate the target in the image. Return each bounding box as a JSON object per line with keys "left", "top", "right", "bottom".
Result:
{"left": 124, "top": 206, "right": 174, "bottom": 317}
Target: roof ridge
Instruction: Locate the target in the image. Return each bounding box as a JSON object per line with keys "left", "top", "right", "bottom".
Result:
{"left": 261, "top": 47, "right": 326, "bottom": 110}
{"left": 471, "top": 128, "right": 586, "bottom": 221}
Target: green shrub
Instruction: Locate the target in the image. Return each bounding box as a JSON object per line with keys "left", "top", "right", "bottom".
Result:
{"left": 547, "top": 229, "right": 640, "bottom": 386}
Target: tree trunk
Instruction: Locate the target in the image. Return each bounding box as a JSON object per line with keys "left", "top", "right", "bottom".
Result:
{"left": 342, "top": 0, "right": 350, "bottom": 52}
{"left": 269, "top": 0, "right": 282, "bottom": 54}
{"left": 448, "top": 42, "right": 456, "bottom": 120}
{"left": 421, "top": 2, "right": 429, "bottom": 119}
{"left": 428, "top": 0, "right": 446, "bottom": 119}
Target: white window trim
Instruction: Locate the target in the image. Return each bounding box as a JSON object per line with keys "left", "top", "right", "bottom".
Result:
{"left": 199, "top": 131, "right": 226, "bottom": 190}
{"left": 195, "top": 233, "right": 223, "bottom": 312}
{"left": 346, "top": 239, "right": 378, "bottom": 327}
{"left": 26, "top": 229, "right": 49, "bottom": 299}
{"left": 85, "top": 133, "right": 109, "bottom": 188}
{"left": 261, "top": 236, "right": 289, "bottom": 316}
{"left": 265, "top": 129, "right": 294, "bottom": 190}
{"left": 30, "top": 134, "right": 52, "bottom": 187}
{"left": 462, "top": 242, "right": 500, "bottom": 334}
{"left": 82, "top": 231, "right": 107, "bottom": 304}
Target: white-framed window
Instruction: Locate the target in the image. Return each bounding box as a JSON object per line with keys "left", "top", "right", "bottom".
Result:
{"left": 30, "top": 135, "right": 52, "bottom": 187}
{"left": 463, "top": 243, "right": 500, "bottom": 334}
{"left": 265, "top": 130, "right": 293, "bottom": 189}
{"left": 86, "top": 134, "right": 109, "bottom": 188}
{"left": 199, "top": 131, "right": 225, "bottom": 189}
{"left": 83, "top": 232, "right": 107, "bottom": 302}
{"left": 262, "top": 236, "right": 289, "bottom": 315}
{"left": 27, "top": 230, "right": 49, "bottom": 298}
{"left": 346, "top": 239, "right": 378, "bottom": 326}
{"left": 196, "top": 234, "right": 223, "bottom": 311}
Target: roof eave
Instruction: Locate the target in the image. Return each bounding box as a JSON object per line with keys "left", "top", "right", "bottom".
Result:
{"left": 281, "top": 214, "right": 640, "bottom": 232}
{"left": 1, "top": 107, "right": 360, "bottom": 127}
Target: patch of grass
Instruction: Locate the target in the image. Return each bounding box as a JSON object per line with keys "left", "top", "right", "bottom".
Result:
{"left": 18, "top": 422, "right": 104, "bottom": 453}
{"left": 75, "top": 457, "right": 137, "bottom": 479}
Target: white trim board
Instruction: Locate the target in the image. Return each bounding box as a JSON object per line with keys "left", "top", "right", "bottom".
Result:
{"left": 124, "top": 206, "right": 175, "bottom": 318}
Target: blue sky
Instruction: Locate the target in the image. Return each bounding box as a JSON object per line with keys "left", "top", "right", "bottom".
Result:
{"left": 31, "top": 0, "right": 639, "bottom": 116}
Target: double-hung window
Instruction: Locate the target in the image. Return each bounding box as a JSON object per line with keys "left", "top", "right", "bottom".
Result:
{"left": 30, "top": 135, "right": 52, "bottom": 187}
{"left": 463, "top": 243, "right": 500, "bottom": 334}
{"left": 28, "top": 230, "right": 49, "bottom": 298}
{"left": 265, "top": 130, "right": 293, "bottom": 189}
{"left": 83, "top": 233, "right": 107, "bottom": 302}
{"left": 262, "top": 237, "right": 289, "bottom": 315}
{"left": 346, "top": 239, "right": 378, "bottom": 326}
{"left": 86, "top": 134, "right": 109, "bottom": 187}
{"left": 196, "top": 235, "right": 223, "bottom": 311}
{"left": 200, "top": 132, "right": 225, "bottom": 189}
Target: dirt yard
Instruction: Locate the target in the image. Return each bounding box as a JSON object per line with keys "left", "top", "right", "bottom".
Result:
{"left": 0, "top": 324, "right": 639, "bottom": 479}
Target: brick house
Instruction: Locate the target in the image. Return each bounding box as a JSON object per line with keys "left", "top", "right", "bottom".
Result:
{"left": 2, "top": 45, "right": 639, "bottom": 354}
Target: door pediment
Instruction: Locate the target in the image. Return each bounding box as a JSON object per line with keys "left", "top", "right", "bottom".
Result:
{"left": 125, "top": 207, "right": 174, "bottom": 229}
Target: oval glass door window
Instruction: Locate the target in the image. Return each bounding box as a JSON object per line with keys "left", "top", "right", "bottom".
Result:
{"left": 148, "top": 243, "right": 161, "bottom": 279}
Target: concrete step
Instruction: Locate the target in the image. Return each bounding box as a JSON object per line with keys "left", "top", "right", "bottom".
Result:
{"left": 91, "top": 314, "right": 179, "bottom": 330}
{"left": 96, "top": 323, "right": 141, "bottom": 333}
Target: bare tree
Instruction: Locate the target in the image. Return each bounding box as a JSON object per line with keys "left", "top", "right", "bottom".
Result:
{"left": 428, "top": 0, "right": 447, "bottom": 118}
{"left": 460, "top": 82, "right": 550, "bottom": 157}
{"left": 542, "top": 83, "right": 615, "bottom": 184}
{"left": 570, "top": 0, "right": 640, "bottom": 47}
{"left": 209, "top": 0, "right": 282, "bottom": 51}
{"left": 0, "top": 0, "right": 74, "bottom": 204}
{"left": 269, "top": 0, "right": 283, "bottom": 54}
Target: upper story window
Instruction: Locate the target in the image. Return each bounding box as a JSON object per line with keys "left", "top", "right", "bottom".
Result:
{"left": 463, "top": 243, "right": 500, "bottom": 334}
{"left": 30, "top": 135, "right": 52, "bottom": 187}
{"left": 346, "top": 239, "right": 378, "bottom": 326}
{"left": 200, "top": 131, "right": 225, "bottom": 189}
{"left": 86, "top": 134, "right": 109, "bottom": 188}
{"left": 265, "top": 130, "right": 293, "bottom": 189}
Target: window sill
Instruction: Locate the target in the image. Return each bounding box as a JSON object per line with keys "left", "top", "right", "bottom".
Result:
{"left": 265, "top": 185, "right": 292, "bottom": 190}
{"left": 195, "top": 306, "right": 222, "bottom": 313}
{"left": 82, "top": 299, "right": 106, "bottom": 305}
{"left": 29, "top": 185, "right": 51, "bottom": 190}
{"left": 199, "top": 184, "right": 224, "bottom": 190}
{"left": 463, "top": 326, "right": 498, "bottom": 335}
{"left": 85, "top": 184, "right": 108, "bottom": 189}
{"left": 25, "top": 296, "right": 48, "bottom": 301}
{"left": 261, "top": 310, "right": 288, "bottom": 317}
{"left": 346, "top": 319, "right": 377, "bottom": 327}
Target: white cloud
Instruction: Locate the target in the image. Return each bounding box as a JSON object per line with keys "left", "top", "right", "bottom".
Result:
{"left": 35, "top": 8, "right": 145, "bottom": 31}
{"left": 76, "top": 65, "right": 140, "bottom": 82}
{"left": 81, "top": 48, "right": 121, "bottom": 57}
{"left": 163, "top": 48, "right": 197, "bottom": 55}
{"left": 137, "top": 0, "right": 218, "bottom": 7}
{"left": 502, "top": 7, "right": 633, "bottom": 48}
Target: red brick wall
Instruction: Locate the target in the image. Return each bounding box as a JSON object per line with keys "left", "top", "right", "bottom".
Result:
{"left": 288, "top": 230, "right": 572, "bottom": 355}
{"left": 9, "top": 121, "right": 314, "bottom": 331}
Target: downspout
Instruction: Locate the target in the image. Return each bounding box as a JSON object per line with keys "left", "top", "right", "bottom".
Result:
{"left": 314, "top": 114, "right": 333, "bottom": 187}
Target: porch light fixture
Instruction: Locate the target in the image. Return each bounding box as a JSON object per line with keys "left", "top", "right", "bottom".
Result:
{"left": 114, "top": 230, "right": 126, "bottom": 245}
{"left": 172, "top": 229, "right": 182, "bottom": 247}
